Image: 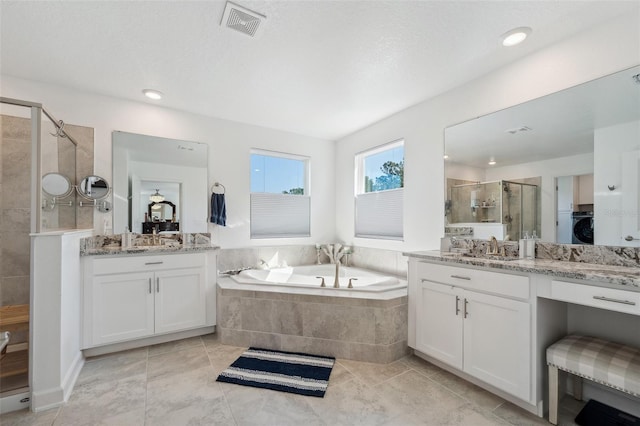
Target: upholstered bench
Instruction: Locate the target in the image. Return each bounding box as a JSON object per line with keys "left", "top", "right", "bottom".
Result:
{"left": 546, "top": 335, "right": 640, "bottom": 425}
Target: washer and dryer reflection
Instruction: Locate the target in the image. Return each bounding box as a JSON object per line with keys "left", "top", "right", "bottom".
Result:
{"left": 572, "top": 212, "right": 594, "bottom": 244}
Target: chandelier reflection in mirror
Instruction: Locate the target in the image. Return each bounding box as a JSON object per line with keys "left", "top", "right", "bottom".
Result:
{"left": 149, "top": 189, "right": 165, "bottom": 203}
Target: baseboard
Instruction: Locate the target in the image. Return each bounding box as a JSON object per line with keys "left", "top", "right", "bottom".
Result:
{"left": 61, "top": 352, "right": 85, "bottom": 402}
{"left": 413, "top": 349, "right": 543, "bottom": 417}
{"left": 83, "top": 326, "right": 215, "bottom": 358}
{"left": 31, "top": 386, "right": 64, "bottom": 412}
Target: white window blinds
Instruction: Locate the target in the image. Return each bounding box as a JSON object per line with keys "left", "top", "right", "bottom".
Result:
{"left": 250, "top": 193, "right": 310, "bottom": 238}
{"left": 354, "top": 188, "right": 403, "bottom": 240}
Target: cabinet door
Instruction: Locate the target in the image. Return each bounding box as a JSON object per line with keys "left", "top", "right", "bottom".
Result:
{"left": 154, "top": 268, "right": 206, "bottom": 334}
{"left": 463, "top": 291, "right": 531, "bottom": 401}
{"left": 416, "top": 280, "right": 463, "bottom": 369}
{"left": 92, "top": 272, "right": 155, "bottom": 345}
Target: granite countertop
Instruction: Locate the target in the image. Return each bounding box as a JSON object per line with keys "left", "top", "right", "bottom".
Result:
{"left": 81, "top": 244, "right": 219, "bottom": 257}
{"left": 403, "top": 250, "right": 640, "bottom": 290}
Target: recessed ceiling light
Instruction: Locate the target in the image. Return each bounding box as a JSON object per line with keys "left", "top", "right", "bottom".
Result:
{"left": 443, "top": 154, "right": 449, "bottom": 159}
{"left": 501, "top": 27, "right": 532, "bottom": 47}
{"left": 488, "top": 160, "right": 497, "bottom": 166}
{"left": 142, "top": 89, "right": 163, "bottom": 100}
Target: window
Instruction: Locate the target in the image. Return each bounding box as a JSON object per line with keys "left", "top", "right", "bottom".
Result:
{"left": 355, "top": 140, "right": 404, "bottom": 239}
{"left": 250, "top": 150, "right": 310, "bottom": 238}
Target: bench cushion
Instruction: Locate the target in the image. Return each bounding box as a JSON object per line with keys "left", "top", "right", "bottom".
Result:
{"left": 547, "top": 335, "right": 640, "bottom": 397}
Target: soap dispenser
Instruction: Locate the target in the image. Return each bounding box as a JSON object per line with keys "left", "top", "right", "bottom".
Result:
{"left": 519, "top": 232, "right": 529, "bottom": 259}
{"left": 122, "top": 228, "right": 133, "bottom": 249}
{"left": 526, "top": 231, "right": 537, "bottom": 260}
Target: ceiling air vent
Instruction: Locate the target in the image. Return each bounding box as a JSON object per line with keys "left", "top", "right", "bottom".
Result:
{"left": 505, "top": 126, "right": 532, "bottom": 135}
{"left": 221, "top": 2, "right": 266, "bottom": 38}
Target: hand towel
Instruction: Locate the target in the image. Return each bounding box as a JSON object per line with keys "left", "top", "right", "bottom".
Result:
{"left": 210, "top": 193, "right": 226, "bottom": 226}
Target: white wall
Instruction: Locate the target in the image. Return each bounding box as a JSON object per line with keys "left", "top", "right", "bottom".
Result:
{"left": 1, "top": 77, "right": 336, "bottom": 248}
{"left": 594, "top": 120, "right": 640, "bottom": 246}
{"left": 336, "top": 13, "right": 640, "bottom": 251}
{"left": 445, "top": 162, "right": 486, "bottom": 183}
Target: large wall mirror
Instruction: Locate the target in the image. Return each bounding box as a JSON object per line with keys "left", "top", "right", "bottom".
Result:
{"left": 112, "top": 131, "right": 208, "bottom": 234}
{"left": 444, "top": 65, "right": 640, "bottom": 247}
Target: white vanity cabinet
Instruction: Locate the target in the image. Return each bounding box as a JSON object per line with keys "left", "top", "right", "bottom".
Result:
{"left": 82, "top": 251, "right": 212, "bottom": 348}
{"left": 411, "top": 261, "right": 531, "bottom": 402}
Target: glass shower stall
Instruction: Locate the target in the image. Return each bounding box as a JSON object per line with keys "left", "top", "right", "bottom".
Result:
{"left": 0, "top": 97, "right": 77, "bottom": 411}
{"left": 448, "top": 179, "right": 539, "bottom": 241}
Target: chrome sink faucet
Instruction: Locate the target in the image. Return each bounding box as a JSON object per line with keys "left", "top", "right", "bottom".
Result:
{"left": 151, "top": 228, "right": 161, "bottom": 246}
{"left": 487, "top": 236, "right": 499, "bottom": 255}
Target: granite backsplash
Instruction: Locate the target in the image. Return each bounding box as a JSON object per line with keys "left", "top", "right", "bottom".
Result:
{"left": 80, "top": 232, "right": 212, "bottom": 254}
{"left": 450, "top": 238, "right": 640, "bottom": 268}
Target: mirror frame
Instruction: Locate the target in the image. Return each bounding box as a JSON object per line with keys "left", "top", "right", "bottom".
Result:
{"left": 148, "top": 201, "right": 176, "bottom": 221}
{"left": 42, "top": 172, "right": 73, "bottom": 198}
{"left": 77, "top": 175, "right": 111, "bottom": 200}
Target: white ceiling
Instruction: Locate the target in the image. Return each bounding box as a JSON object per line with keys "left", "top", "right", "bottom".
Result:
{"left": 1, "top": 1, "right": 637, "bottom": 140}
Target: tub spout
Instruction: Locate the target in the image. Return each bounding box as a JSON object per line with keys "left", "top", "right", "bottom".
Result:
{"left": 334, "top": 262, "right": 340, "bottom": 288}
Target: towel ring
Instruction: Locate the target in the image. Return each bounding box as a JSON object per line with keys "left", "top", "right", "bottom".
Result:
{"left": 211, "top": 182, "right": 226, "bottom": 194}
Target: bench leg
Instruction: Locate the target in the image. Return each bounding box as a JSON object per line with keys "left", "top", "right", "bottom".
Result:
{"left": 572, "top": 375, "right": 583, "bottom": 401}
{"left": 549, "top": 365, "right": 559, "bottom": 425}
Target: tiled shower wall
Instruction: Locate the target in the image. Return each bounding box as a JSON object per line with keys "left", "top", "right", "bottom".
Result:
{"left": 0, "top": 115, "right": 94, "bottom": 312}
{"left": 0, "top": 115, "right": 31, "bottom": 309}
{"left": 40, "top": 122, "right": 94, "bottom": 231}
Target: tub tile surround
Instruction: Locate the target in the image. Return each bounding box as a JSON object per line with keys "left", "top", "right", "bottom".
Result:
{"left": 216, "top": 245, "right": 409, "bottom": 362}
{"left": 79, "top": 232, "right": 216, "bottom": 255}
{"left": 218, "top": 244, "right": 408, "bottom": 278}
{"left": 217, "top": 283, "right": 409, "bottom": 363}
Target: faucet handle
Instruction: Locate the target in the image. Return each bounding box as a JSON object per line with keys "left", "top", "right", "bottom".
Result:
{"left": 348, "top": 278, "right": 358, "bottom": 289}
{"left": 316, "top": 276, "right": 326, "bottom": 287}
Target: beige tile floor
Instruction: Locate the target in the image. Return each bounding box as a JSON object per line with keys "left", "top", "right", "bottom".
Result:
{"left": 2, "top": 334, "right": 583, "bottom": 425}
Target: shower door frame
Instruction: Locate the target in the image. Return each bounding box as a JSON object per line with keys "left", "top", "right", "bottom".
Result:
{"left": 0, "top": 97, "right": 79, "bottom": 413}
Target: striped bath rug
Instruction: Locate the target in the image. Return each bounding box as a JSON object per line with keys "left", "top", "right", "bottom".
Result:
{"left": 216, "top": 347, "right": 335, "bottom": 397}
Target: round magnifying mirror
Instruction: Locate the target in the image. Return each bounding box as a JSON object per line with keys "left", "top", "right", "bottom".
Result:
{"left": 78, "top": 175, "right": 110, "bottom": 200}
{"left": 42, "top": 173, "right": 73, "bottom": 198}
